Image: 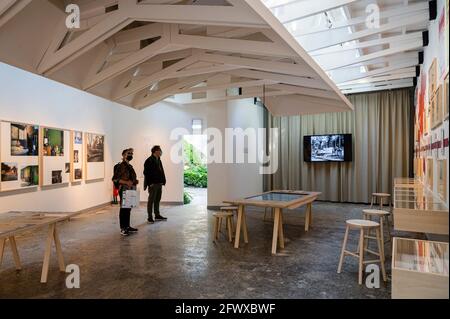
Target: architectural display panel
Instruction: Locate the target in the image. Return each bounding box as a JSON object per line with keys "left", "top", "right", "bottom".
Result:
{"left": 71, "top": 131, "right": 84, "bottom": 182}
{"left": 445, "top": 75, "right": 449, "bottom": 119}
{"left": 438, "top": 159, "right": 447, "bottom": 200}
{"left": 85, "top": 133, "right": 105, "bottom": 180}
{"left": 0, "top": 121, "right": 40, "bottom": 191}
{"left": 41, "top": 127, "right": 70, "bottom": 186}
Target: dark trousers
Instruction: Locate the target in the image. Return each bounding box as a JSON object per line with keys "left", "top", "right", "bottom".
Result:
{"left": 119, "top": 190, "right": 131, "bottom": 230}
{"left": 147, "top": 184, "right": 162, "bottom": 218}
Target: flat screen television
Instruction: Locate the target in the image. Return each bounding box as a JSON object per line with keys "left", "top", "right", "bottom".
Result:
{"left": 304, "top": 134, "right": 352, "bottom": 162}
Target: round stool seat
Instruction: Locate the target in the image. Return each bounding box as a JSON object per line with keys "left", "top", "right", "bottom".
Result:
{"left": 363, "top": 209, "right": 390, "bottom": 216}
{"left": 213, "top": 211, "right": 233, "bottom": 217}
{"left": 346, "top": 219, "right": 380, "bottom": 228}
{"left": 220, "top": 206, "right": 238, "bottom": 211}
{"left": 372, "top": 193, "right": 390, "bottom": 197}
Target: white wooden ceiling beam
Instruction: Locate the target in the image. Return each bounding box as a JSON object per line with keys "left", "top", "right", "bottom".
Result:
{"left": 200, "top": 53, "right": 315, "bottom": 77}
{"left": 0, "top": 0, "right": 16, "bottom": 16}
{"left": 227, "top": 69, "right": 328, "bottom": 90}
{"left": 272, "top": 0, "right": 359, "bottom": 24}
{"left": 338, "top": 70, "right": 416, "bottom": 87}
{"left": 323, "top": 38, "right": 423, "bottom": 71}
{"left": 341, "top": 79, "right": 414, "bottom": 94}
{"left": 37, "top": 11, "right": 132, "bottom": 75}
{"left": 129, "top": 3, "right": 268, "bottom": 28}
{"left": 335, "top": 62, "right": 419, "bottom": 84}
{"left": 334, "top": 53, "right": 419, "bottom": 70}
{"left": 171, "top": 26, "right": 297, "bottom": 58}
{"left": 169, "top": 64, "right": 243, "bottom": 79}
{"left": 311, "top": 32, "right": 423, "bottom": 56}
{"left": 175, "top": 88, "right": 295, "bottom": 105}
{"left": 206, "top": 26, "right": 262, "bottom": 38}
{"left": 82, "top": 39, "right": 115, "bottom": 89}
{"left": 177, "top": 79, "right": 277, "bottom": 94}
{"left": 340, "top": 78, "right": 413, "bottom": 90}
{"left": 290, "top": 2, "right": 428, "bottom": 37}
{"left": 112, "top": 51, "right": 201, "bottom": 100}
{"left": 83, "top": 36, "right": 170, "bottom": 90}
{"left": 114, "top": 23, "right": 164, "bottom": 45}
{"left": 305, "top": 13, "right": 428, "bottom": 52}
{"left": 134, "top": 74, "right": 213, "bottom": 109}
{"left": 267, "top": 83, "right": 340, "bottom": 100}
{"left": 0, "top": 0, "right": 32, "bottom": 28}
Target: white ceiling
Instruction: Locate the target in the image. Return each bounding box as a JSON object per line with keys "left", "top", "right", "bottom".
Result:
{"left": 0, "top": 0, "right": 353, "bottom": 115}
{"left": 263, "top": 0, "right": 431, "bottom": 94}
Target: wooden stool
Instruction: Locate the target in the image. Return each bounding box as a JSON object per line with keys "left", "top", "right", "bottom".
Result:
{"left": 213, "top": 212, "right": 234, "bottom": 243}
{"left": 363, "top": 209, "right": 391, "bottom": 248}
{"left": 370, "top": 193, "right": 391, "bottom": 210}
{"left": 337, "top": 219, "right": 387, "bottom": 285}
{"left": 220, "top": 206, "right": 237, "bottom": 232}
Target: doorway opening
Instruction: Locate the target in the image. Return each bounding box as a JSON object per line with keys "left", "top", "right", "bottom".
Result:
{"left": 183, "top": 134, "right": 207, "bottom": 206}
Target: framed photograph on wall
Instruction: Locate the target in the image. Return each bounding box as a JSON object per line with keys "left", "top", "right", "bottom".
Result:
{"left": 426, "top": 158, "right": 434, "bottom": 191}
{"left": 435, "top": 85, "right": 443, "bottom": 127}
{"left": 445, "top": 74, "right": 449, "bottom": 119}
{"left": 430, "top": 96, "right": 436, "bottom": 128}
{"left": 40, "top": 126, "right": 70, "bottom": 186}
{"left": 71, "top": 131, "right": 84, "bottom": 182}
{"left": 0, "top": 121, "right": 40, "bottom": 192}
{"left": 428, "top": 58, "right": 437, "bottom": 99}
{"left": 85, "top": 132, "right": 105, "bottom": 181}
{"left": 437, "top": 159, "right": 447, "bottom": 201}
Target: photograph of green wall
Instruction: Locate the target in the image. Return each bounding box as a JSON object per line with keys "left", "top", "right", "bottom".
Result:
{"left": 86, "top": 133, "right": 104, "bottom": 162}
{"left": 20, "top": 165, "right": 39, "bottom": 187}
{"left": 10, "top": 123, "right": 39, "bottom": 156}
{"left": 1, "top": 162, "right": 18, "bottom": 181}
{"left": 43, "top": 128, "right": 64, "bottom": 156}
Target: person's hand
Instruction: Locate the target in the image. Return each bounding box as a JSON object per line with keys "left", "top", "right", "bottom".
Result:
{"left": 127, "top": 181, "right": 133, "bottom": 188}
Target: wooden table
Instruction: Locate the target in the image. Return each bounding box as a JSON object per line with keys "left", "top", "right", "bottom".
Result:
{"left": 0, "top": 211, "right": 76, "bottom": 283}
{"left": 224, "top": 190, "right": 321, "bottom": 255}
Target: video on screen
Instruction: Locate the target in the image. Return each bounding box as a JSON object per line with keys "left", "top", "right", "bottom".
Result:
{"left": 310, "top": 135, "right": 345, "bottom": 162}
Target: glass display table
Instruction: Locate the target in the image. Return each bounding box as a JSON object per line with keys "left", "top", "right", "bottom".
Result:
{"left": 392, "top": 237, "right": 449, "bottom": 299}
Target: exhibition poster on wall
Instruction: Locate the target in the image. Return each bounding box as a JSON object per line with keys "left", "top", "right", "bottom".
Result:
{"left": 85, "top": 132, "right": 105, "bottom": 180}
{"left": 41, "top": 127, "right": 70, "bottom": 186}
{"left": 72, "top": 131, "right": 84, "bottom": 182}
{"left": 0, "top": 121, "right": 40, "bottom": 192}
{"left": 438, "top": 3, "right": 448, "bottom": 79}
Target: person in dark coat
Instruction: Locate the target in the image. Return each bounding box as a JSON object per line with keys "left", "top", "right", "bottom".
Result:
{"left": 112, "top": 148, "right": 139, "bottom": 236}
{"left": 144, "top": 145, "right": 167, "bottom": 223}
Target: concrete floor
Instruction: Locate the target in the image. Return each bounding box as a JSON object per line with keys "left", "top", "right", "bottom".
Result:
{"left": 0, "top": 201, "right": 425, "bottom": 299}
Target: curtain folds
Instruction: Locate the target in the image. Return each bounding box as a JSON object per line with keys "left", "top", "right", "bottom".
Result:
{"left": 264, "top": 88, "right": 412, "bottom": 203}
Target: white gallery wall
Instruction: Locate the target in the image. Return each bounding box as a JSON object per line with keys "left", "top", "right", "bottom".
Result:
{"left": 0, "top": 62, "right": 264, "bottom": 212}
{"left": 0, "top": 63, "right": 114, "bottom": 213}
{"left": 111, "top": 97, "right": 264, "bottom": 206}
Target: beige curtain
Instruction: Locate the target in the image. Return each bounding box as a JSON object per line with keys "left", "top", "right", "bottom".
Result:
{"left": 265, "top": 88, "right": 412, "bottom": 203}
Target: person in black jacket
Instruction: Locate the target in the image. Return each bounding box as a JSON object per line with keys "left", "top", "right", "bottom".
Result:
{"left": 112, "top": 148, "right": 139, "bottom": 236}
{"left": 144, "top": 145, "right": 167, "bottom": 223}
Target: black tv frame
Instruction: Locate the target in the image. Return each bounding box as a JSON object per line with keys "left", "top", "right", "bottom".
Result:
{"left": 303, "top": 133, "right": 353, "bottom": 163}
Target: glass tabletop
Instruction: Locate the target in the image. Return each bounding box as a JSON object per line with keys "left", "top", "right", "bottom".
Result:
{"left": 394, "top": 238, "right": 449, "bottom": 275}
{"left": 246, "top": 192, "right": 307, "bottom": 202}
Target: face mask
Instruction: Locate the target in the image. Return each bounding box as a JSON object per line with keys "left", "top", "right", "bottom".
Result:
{"left": 127, "top": 155, "right": 133, "bottom": 161}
